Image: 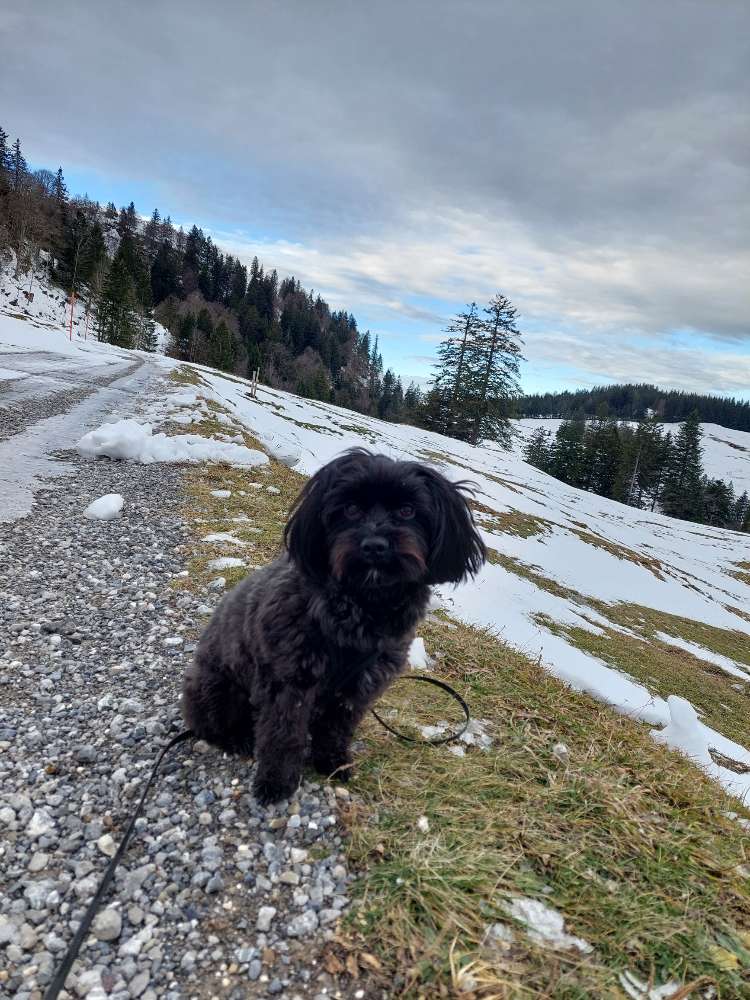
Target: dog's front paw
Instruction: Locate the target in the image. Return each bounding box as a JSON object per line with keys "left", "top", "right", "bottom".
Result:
{"left": 253, "top": 774, "right": 299, "bottom": 806}
{"left": 312, "top": 754, "right": 354, "bottom": 781}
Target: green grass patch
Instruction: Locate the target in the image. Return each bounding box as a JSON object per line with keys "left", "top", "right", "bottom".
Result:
{"left": 345, "top": 618, "right": 750, "bottom": 998}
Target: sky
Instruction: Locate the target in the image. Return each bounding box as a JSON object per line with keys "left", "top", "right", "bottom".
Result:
{"left": 2, "top": 1, "right": 749, "bottom": 397}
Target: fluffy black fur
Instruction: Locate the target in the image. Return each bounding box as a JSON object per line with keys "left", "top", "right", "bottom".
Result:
{"left": 182, "top": 449, "right": 485, "bottom": 804}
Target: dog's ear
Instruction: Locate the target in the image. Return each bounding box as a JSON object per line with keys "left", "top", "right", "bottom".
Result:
{"left": 417, "top": 467, "right": 486, "bottom": 585}
{"left": 283, "top": 466, "right": 331, "bottom": 581}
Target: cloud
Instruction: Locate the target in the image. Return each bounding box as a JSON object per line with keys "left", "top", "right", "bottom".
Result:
{"left": 2, "top": 0, "right": 747, "bottom": 392}
{"left": 216, "top": 206, "right": 749, "bottom": 341}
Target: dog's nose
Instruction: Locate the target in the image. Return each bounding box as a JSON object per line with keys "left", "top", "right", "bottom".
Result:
{"left": 360, "top": 536, "right": 389, "bottom": 559}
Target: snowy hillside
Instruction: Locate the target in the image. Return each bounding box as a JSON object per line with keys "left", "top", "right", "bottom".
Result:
{"left": 3, "top": 307, "right": 750, "bottom": 801}
{"left": 0, "top": 256, "right": 170, "bottom": 351}
{"left": 514, "top": 417, "right": 750, "bottom": 495}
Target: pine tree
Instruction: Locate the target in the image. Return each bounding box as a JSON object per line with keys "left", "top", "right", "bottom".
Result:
{"left": 703, "top": 478, "right": 734, "bottom": 528}
{"left": 429, "top": 303, "right": 480, "bottom": 436}
{"left": 150, "top": 240, "right": 180, "bottom": 304}
{"left": 524, "top": 426, "right": 553, "bottom": 472}
{"left": 10, "top": 138, "right": 27, "bottom": 191}
{"left": 582, "top": 416, "right": 622, "bottom": 497}
{"left": 467, "top": 292, "right": 524, "bottom": 447}
{"left": 661, "top": 410, "right": 705, "bottom": 521}
{"left": 174, "top": 313, "right": 196, "bottom": 359}
{"left": 97, "top": 248, "right": 138, "bottom": 348}
{"left": 733, "top": 491, "right": 749, "bottom": 532}
{"left": 117, "top": 201, "right": 138, "bottom": 239}
{"left": 0, "top": 125, "right": 9, "bottom": 172}
{"left": 210, "top": 320, "right": 236, "bottom": 372}
{"left": 551, "top": 420, "right": 586, "bottom": 486}
{"left": 143, "top": 208, "right": 161, "bottom": 258}
{"left": 53, "top": 168, "right": 67, "bottom": 204}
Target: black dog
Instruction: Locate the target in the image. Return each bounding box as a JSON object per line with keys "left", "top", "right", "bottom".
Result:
{"left": 181, "top": 449, "right": 485, "bottom": 804}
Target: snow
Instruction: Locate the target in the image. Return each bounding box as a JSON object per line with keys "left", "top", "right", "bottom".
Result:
{"left": 419, "top": 717, "right": 493, "bottom": 751}
{"left": 651, "top": 696, "right": 750, "bottom": 800}
{"left": 1, "top": 257, "right": 171, "bottom": 359}
{"left": 203, "top": 532, "right": 247, "bottom": 546}
{"left": 76, "top": 419, "right": 269, "bottom": 468}
{"left": 501, "top": 896, "right": 593, "bottom": 953}
{"left": 206, "top": 557, "right": 247, "bottom": 571}
{"left": 618, "top": 971, "right": 682, "bottom": 1000}
{"left": 408, "top": 637, "right": 432, "bottom": 670}
{"left": 84, "top": 493, "right": 124, "bottom": 520}
{"left": 0, "top": 356, "right": 155, "bottom": 523}
{"left": 210, "top": 489, "right": 232, "bottom": 499}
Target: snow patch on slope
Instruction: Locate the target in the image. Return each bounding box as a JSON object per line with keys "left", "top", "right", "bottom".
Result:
{"left": 76, "top": 419, "right": 268, "bottom": 468}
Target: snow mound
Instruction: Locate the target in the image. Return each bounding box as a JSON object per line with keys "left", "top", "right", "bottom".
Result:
{"left": 651, "top": 695, "right": 750, "bottom": 798}
{"left": 264, "top": 437, "right": 302, "bottom": 468}
{"left": 408, "top": 637, "right": 433, "bottom": 670}
{"left": 501, "top": 896, "right": 593, "bottom": 953}
{"left": 84, "top": 494, "right": 125, "bottom": 520}
{"left": 76, "top": 419, "right": 268, "bottom": 468}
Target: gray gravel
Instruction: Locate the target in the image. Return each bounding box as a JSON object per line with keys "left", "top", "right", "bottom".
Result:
{"left": 0, "top": 444, "right": 376, "bottom": 999}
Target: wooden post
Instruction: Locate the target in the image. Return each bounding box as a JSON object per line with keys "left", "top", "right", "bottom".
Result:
{"left": 68, "top": 290, "right": 76, "bottom": 340}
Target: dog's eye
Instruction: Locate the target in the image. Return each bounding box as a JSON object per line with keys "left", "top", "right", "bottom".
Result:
{"left": 398, "top": 504, "right": 415, "bottom": 519}
{"left": 345, "top": 503, "right": 362, "bottom": 519}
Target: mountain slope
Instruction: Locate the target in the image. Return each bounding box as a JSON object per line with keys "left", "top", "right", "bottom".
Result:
{"left": 146, "top": 357, "right": 750, "bottom": 798}
{"left": 4, "top": 310, "right": 750, "bottom": 996}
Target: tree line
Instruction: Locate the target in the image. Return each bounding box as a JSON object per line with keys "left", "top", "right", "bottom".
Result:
{"left": 520, "top": 384, "right": 750, "bottom": 433}
{"left": 524, "top": 410, "right": 749, "bottom": 531}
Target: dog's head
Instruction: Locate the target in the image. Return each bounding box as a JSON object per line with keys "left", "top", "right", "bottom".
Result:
{"left": 284, "top": 449, "right": 485, "bottom": 590}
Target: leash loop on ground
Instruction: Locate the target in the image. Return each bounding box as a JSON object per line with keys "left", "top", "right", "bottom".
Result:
{"left": 370, "top": 674, "right": 471, "bottom": 745}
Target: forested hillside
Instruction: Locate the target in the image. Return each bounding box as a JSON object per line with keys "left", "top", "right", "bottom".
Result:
{"left": 520, "top": 384, "right": 750, "bottom": 432}
{"left": 0, "top": 125, "right": 421, "bottom": 423}
{"left": 524, "top": 411, "right": 750, "bottom": 531}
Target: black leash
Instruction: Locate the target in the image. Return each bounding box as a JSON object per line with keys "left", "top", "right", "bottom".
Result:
{"left": 44, "top": 676, "right": 469, "bottom": 999}
{"left": 370, "top": 673, "right": 471, "bottom": 745}
{"left": 43, "top": 730, "right": 193, "bottom": 1000}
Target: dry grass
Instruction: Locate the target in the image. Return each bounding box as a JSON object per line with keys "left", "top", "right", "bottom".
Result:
{"left": 168, "top": 364, "right": 208, "bottom": 388}
{"left": 566, "top": 527, "right": 665, "bottom": 579}
{"left": 470, "top": 504, "right": 552, "bottom": 539}
{"left": 345, "top": 618, "right": 750, "bottom": 998}
{"left": 729, "top": 562, "right": 750, "bottom": 587}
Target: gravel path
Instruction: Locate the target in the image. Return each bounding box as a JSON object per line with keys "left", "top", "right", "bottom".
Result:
{"left": 0, "top": 353, "right": 140, "bottom": 442}
{"left": 0, "top": 445, "right": 373, "bottom": 998}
